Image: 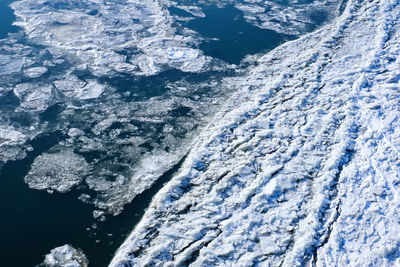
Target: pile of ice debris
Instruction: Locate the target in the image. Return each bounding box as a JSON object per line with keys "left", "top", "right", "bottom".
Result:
{"left": 40, "top": 245, "right": 88, "bottom": 267}
{"left": 111, "top": 0, "right": 400, "bottom": 265}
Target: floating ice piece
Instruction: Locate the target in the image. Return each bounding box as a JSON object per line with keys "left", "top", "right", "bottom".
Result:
{"left": 41, "top": 244, "right": 88, "bottom": 267}
{"left": 23, "top": 66, "right": 48, "bottom": 78}
{"left": 75, "top": 80, "right": 105, "bottom": 100}
{"left": 67, "top": 128, "right": 85, "bottom": 138}
{"left": 53, "top": 76, "right": 105, "bottom": 100}
{"left": 25, "top": 149, "right": 91, "bottom": 193}
{"left": 0, "top": 126, "right": 29, "bottom": 165}
{"left": 0, "top": 54, "right": 25, "bottom": 75}
{"left": 176, "top": 5, "right": 206, "bottom": 17}
{"left": 13, "top": 83, "right": 53, "bottom": 111}
{"left": 0, "top": 126, "right": 27, "bottom": 147}
{"left": 53, "top": 75, "right": 86, "bottom": 98}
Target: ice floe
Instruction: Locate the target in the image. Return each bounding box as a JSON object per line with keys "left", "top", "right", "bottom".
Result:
{"left": 0, "top": 54, "right": 25, "bottom": 75}
{"left": 40, "top": 244, "right": 88, "bottom": 267}
{"left": 25, "top": 149, "right": 91, "bottom": 193}
{"left": 13, "top": 83, "right": 53, "bottom": 112}
{"left": 23, "top": 66, "right": 48, "bottom": 78}
{"left": 110, "top": 0, "right": 400, "bottom": 265}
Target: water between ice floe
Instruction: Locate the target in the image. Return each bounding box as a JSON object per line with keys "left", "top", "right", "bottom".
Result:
{"left": 0, "top": 0, "right": 18, "bottom": 39}
{"left": 0, "top": 3, "right": 324, "bottom": 267}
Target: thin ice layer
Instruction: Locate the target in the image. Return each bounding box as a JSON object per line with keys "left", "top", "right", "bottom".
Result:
{"left": 111, "top": 0, "right": 400, "bottom": 265}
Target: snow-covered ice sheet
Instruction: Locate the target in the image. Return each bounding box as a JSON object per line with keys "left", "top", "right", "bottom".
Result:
{"left": 111, "top": 0, "right": 400, "bottom": 265}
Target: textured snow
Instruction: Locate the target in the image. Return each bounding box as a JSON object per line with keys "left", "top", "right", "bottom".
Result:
{"left": 111, "top": 0, "right": 400, "bottom": 265}
{"left": 40, "top": 244, "right": 88, "bottom": 267}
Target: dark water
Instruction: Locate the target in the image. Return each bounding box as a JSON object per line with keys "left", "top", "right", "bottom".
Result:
{"left": 172, "top": 5, "right": 291, "bottom": 64}
{"left": 0, "top": 4, "right": 296, "bottom": 267}
{"left": 0, "top": 0, "right": 18, "bottom": 39}
{"left": 0, "top": 130, "right": 185, "bottom": 266}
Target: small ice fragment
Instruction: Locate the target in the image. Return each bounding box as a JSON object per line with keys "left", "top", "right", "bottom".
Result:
{"left": 23, "top": 66, "right": 48, "bottom": 78}
{"left": 41, "top": 244, "right": 88, "bottom": 267}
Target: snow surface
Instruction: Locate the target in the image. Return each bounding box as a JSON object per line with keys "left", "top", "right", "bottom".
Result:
{"left": 111, "top": 0, "right": 400, "bottom": 265}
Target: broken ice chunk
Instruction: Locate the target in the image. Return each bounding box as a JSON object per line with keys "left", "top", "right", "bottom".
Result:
{"left": 41, "top": 244, "right": 88, "bottom": 267}
{"left": 13, "top": 83, "right": 53, "bottom": 111}
{"left": 24, "top": 149, "right": 91, "bottom": 193}
{"left": 0, "top": 54, "right": 25, "bottom": 75}
{"left": 23, "top": 66, "right": 48, "bottom": 78}
{"left": 75, "top": 80, "right": 105, "bottom": 100}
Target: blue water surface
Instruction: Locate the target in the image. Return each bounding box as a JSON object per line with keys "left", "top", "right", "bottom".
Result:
{"left": 0, "top": 0, "right": 18, "bottom": 39}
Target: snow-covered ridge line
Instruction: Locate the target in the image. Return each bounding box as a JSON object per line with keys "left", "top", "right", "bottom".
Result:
{"left": 110, "top": 0, "right": 400, "bottom": 265}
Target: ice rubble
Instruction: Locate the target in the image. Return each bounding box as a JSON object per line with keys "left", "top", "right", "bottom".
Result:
{"left": 10, "top": 0, "right": 214, "bottom": 76}
{"left": 40, "top": 244, "right": 88, "bottom": 267}
{"left": 111, "top": 0, "right": 400, "bottom": 265}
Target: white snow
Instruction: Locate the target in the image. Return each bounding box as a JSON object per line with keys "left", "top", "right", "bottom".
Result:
{"left": 110, "top": 0, "right": 400, "bottom": 265}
